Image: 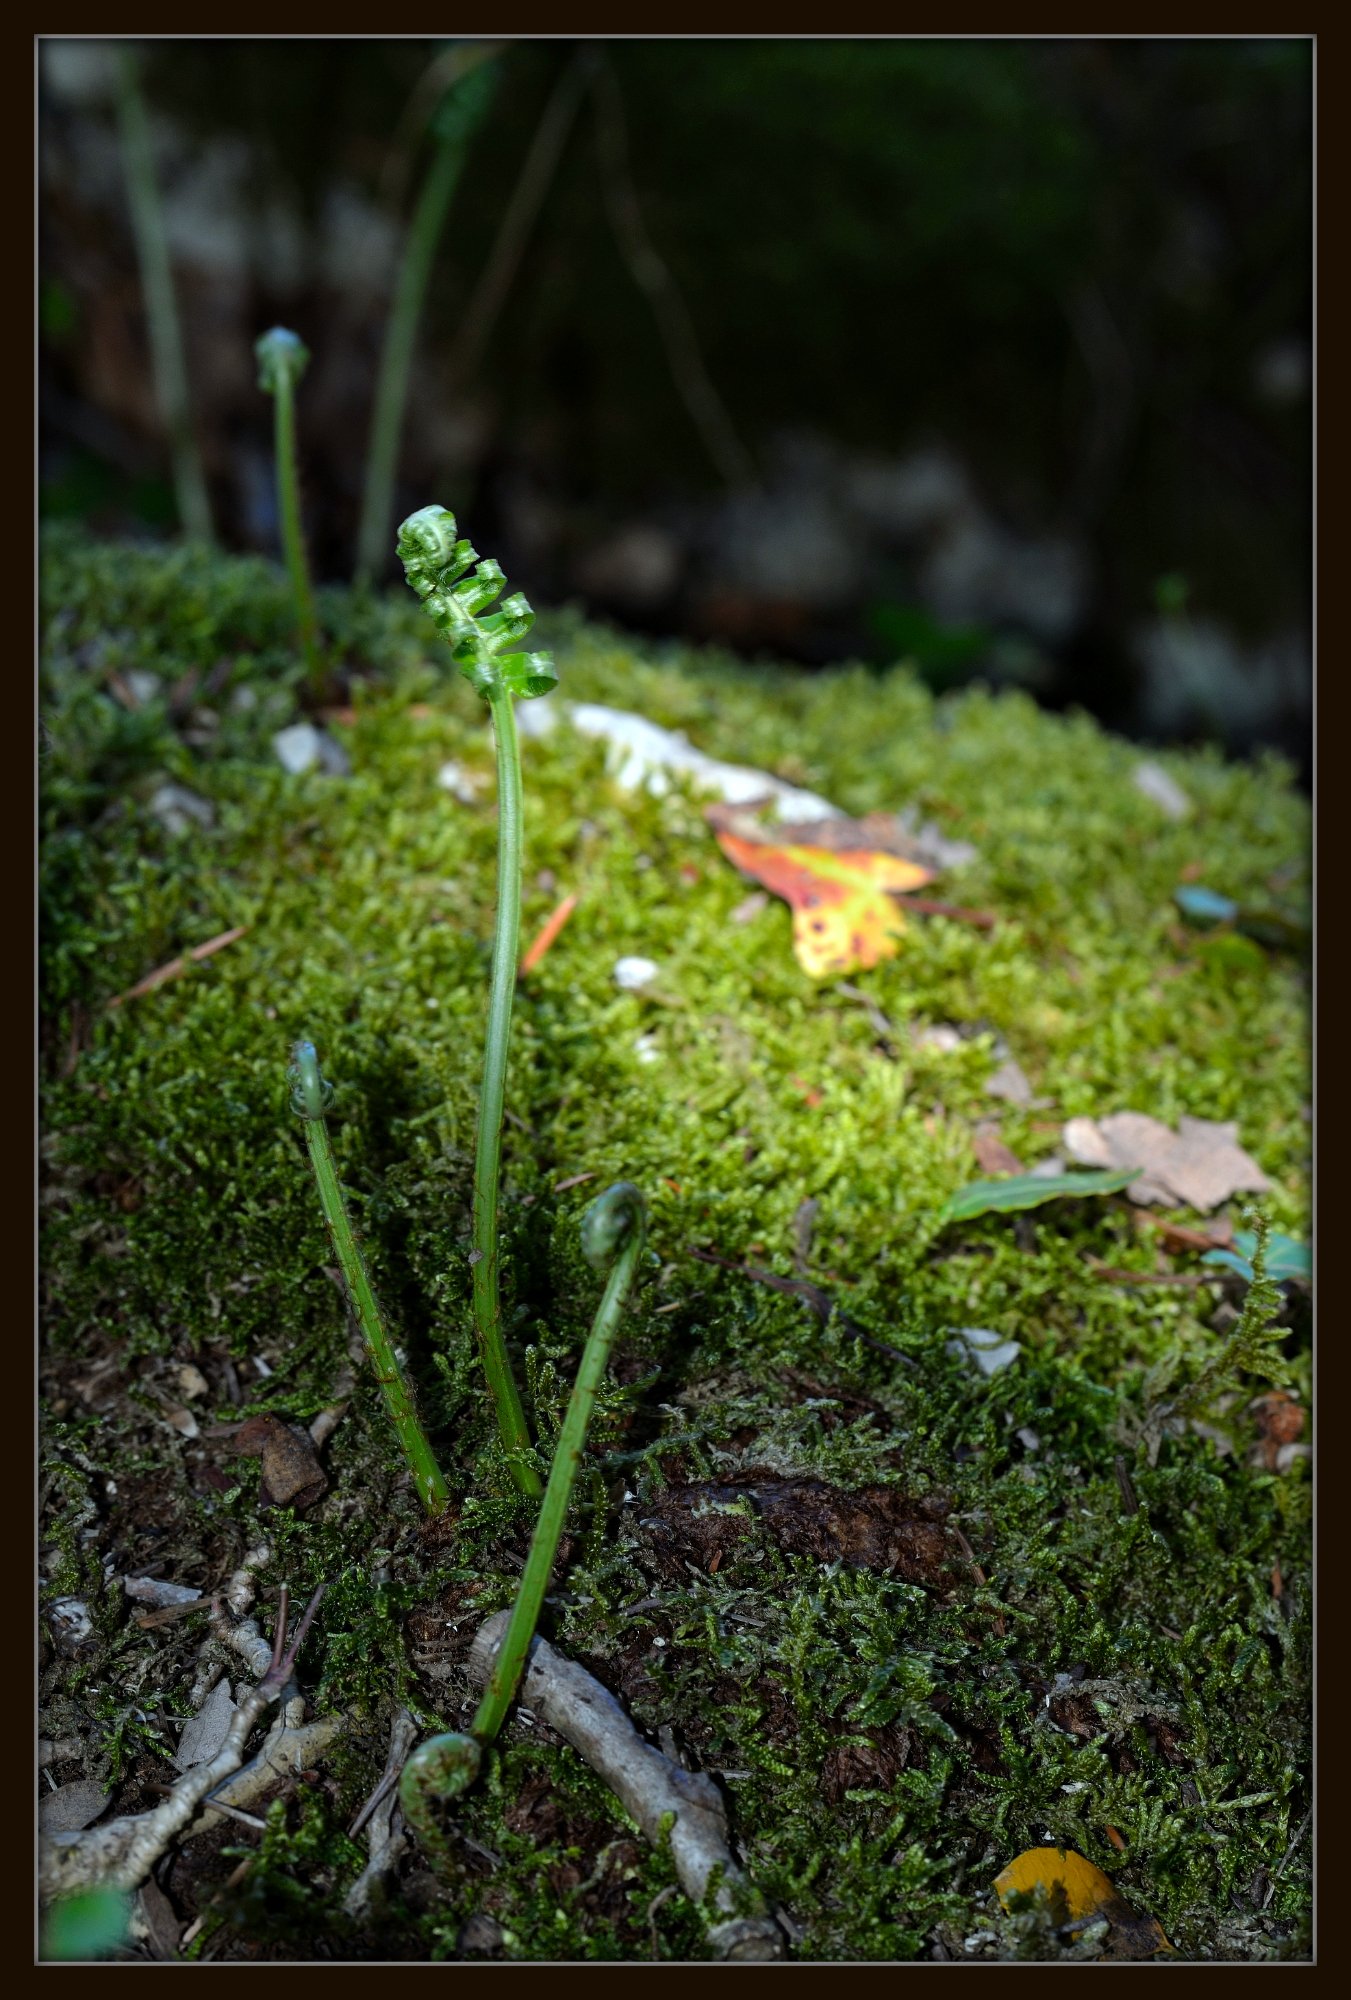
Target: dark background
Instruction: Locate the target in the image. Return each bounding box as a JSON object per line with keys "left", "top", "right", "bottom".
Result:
{"left": 39, "top": 37, "right": 1312, "bottom": 772}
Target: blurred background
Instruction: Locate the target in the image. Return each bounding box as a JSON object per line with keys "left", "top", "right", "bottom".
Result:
{"left": 39, "top": 37, "right": 1312, "bottom": 774}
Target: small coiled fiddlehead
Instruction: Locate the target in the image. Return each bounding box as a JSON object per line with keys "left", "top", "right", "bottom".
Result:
{"left": 399, "top": 1183, "right": 648, "bottom": 1856}
{"left": 396, "top": 504, "right": 558, "bottom": 702}
{"left": 256, "top": 327, "right": 322, "bottom": 692}
{"left": 399, "top": 506, "right": 557, "bottom": 1500}
{"left": 288, "top": 1040, "right": 449, "bottom": 1517}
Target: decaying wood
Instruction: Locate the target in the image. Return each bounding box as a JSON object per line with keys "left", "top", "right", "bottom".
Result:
{"left": 40, "top": 1681, "right": 277, "bottom": 1900}
{"left": 467, "top": 1611, "right": 786, "bottom": 1960}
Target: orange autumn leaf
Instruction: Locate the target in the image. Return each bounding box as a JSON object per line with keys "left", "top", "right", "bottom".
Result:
{"left": 715, "top": 830, "right": 932, "bottom": 978}
{"left": 994, "top": 1847, "right": 1172, "bottom": 1958}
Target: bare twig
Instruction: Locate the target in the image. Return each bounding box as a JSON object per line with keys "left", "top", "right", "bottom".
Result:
{"left": 41, "top": 1679, "right": 277, "bottom": 1899}
{"left": 344, "top": 1708, "right": 421, "bottom": 1919}
{"left": 41, "top": 1587, "right": 330, "bottom": 1901}
{"left": 308, "top": 1402, "right": 349, "bottom": 1450}
{"left": 519, "top": 891, "right": 579, "bottom": 976}
{"left": 467, "top": 1611, "right": 785, "bottom": 1959}
{"left": 590, "top": 54, "right": 757, "bottom": 492}
{"left": 106, "top": 927, "right": 248, "bottom": 1010}
{"left": 686, "top": 1245, "right": 917, "bottom": 1370}
{"left": 449, "top": 51, "right": 591, "bottom": 386}
{"left": 1264, "top": 1806, "right": 1312, "bottom": 1905}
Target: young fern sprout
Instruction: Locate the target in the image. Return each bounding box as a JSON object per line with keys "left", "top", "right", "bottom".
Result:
{"left": 289, "top": 1039, "right": 449, "bottom": 1517}
{"left": 256, "top": 327, "right": 322, "bottom": 693}
{"left": 398, "top": 504, "right": 557, "bottom": 1499}
{"left": 399, "top": 1182, "right": 647, "bottom": 1847}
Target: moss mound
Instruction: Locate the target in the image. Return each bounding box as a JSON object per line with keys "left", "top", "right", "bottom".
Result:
{"left": 40, "top": 530, "right": 1309, "bottom": 1961}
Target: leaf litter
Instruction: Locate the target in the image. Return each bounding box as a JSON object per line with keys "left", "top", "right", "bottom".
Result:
{"left": 1062, "top": 1111, "right": 1271, "bottom": 1211}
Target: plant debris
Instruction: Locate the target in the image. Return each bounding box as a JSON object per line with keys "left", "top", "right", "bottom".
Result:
{"left": 713, "top": 827, "right": 932, "bottom": 977}
{"left": 638, "top": 1472, "right": 956, "bottom": 1588}
{"left": 105, "top": 925, "right": 249, "bottom": 1010}
{"left": 467, "top": 1611, "right": 785, "bottom": 1960}
{"left": 1062, "top": 1112, "right": 1271, "bottom": 1211}
{"left": 940, "top": 1167, "right": 1138, "bottom": 1225}
{"left": 519, "top": 891, "right": 578, "bottom": 975}
{"left": 229, "top": 1414, "right": 328, "bottom": 1510}
{"left": 994, "top": 1846, "right": 1172, "bottom": 1959}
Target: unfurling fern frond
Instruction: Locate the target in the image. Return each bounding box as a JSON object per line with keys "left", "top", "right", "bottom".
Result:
{"left": 396, "top": 503, "right": 557, "bottom": 701}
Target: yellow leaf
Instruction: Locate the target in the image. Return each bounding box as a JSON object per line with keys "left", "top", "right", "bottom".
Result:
{"left": 715, "top": 831, "right": 932, "bottom": 978}
{"left": 994, "top": 1847, "right": 1172, "bottom": 1958}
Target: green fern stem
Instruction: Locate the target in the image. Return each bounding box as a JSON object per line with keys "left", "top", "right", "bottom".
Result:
{"left": 470, "top": 683, "right": 541, "bottom": 1496}
{"left": 355, "top": 58, "right": 497, "bottom": 586}
{"left": 399, "top": 1183, "right": 647, "bottom": 1844}
{"left": 398, "top": 504, "right": 556, "bottom": 1499}
{"left": 289, "top": 1040, "right": 449, "bottom": 1517}
{"left": 256, "top": 328, "right": 322, "bottom": 693}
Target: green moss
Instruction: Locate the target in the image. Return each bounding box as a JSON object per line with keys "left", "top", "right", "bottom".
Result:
{"left": 40, "top": 529, "right": 1309, "bottom": 1961}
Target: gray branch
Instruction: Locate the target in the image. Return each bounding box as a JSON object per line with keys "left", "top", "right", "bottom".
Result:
{"left": 468, "top": 1611, "right": 784, "bottom": 1960}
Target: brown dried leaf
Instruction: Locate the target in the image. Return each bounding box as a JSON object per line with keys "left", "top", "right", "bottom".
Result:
{"left": 1248, "top": 1391, "right": 1305, "bottom": 1470}
{"left": 1063, "top": 1111, "right": 1271, "bottom": 1212}
{"left": 39, "top": 1777, "right": 112, "bottom": 1835}
{"left": 230, "top": 1414, "right": 327, "bottom": 1509}
{"left": 972, "top": 1127, "right": 1025, "bottom": 1176}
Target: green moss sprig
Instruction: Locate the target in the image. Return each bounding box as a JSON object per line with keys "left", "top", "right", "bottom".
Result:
{"left": 256, "top": 327, "right": 322, "bottom": 693}
{"left": 289, "top": 1039, "right": 449, "bottom": 1516}
{"left": 398, "top": 504, "right": 557, "bottom": 1498}
{"left": 399, "top": 1182, "right": 647, "bottom": 1846}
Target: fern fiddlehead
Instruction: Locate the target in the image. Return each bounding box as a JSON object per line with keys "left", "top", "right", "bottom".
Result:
{"left": 399, "top": 1183, "right": 647, "bottom": 1853}
{"left": 398, "top": 506, "right": 556, "bottom": 1499}
{"left": 396, "top": 503, "right": 558, "bottom": 701}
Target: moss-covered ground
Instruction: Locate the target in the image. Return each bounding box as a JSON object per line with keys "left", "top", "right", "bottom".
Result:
{"left": 40, "top": 530, "right": 1310, "bottom": 1961}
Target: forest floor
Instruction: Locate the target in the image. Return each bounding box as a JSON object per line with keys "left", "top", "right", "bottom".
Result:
{"left": 39, "top": 530, "right": 1310, "bottom": 1962}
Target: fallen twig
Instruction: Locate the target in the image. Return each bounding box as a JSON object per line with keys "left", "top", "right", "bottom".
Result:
{"left": 946, "top": 1522, "right": 1007, "bottom": 1637}
{"left": 40, "top": 1585, "right": 328, "bottom": 1901}
{"left": 106, "top": 926, "right": 248, "bottom": 1010}
{"left": 467, "top": 1610, "right": 785, "bottom": 1960}
{"left": 1086, "top": 1259, "right": 1207, "bottom": 1289}
{"left": 344, "top": 1708, "right": 420, "bottom": 1919}
{"left": 42, "top": 1682, "right": 269, "bottom": 1899}
{"left": 519, "top": 891, "right": 578, "bottom": 975}
{"left": 1264, "top": 1806, "right": 1312, "bottom": 1906}
{"left": 686, "top": 1245, "right": 917, "bottom": 1370}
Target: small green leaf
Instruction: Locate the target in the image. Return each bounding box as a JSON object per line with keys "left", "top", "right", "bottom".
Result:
{"left": 939, "top": 1167, "right": 1139, "bottom": 1226}
{"left": 1203, "top": 1229, "right": 1310, "bottom": 1285}
{"left": 41, "top": 1888, "right": 133, "bottom": 1961}
{"left": 1175, "top": 884, "right": 1240, "bottom": 926}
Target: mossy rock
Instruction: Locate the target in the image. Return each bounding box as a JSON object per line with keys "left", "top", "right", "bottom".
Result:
{"left": 39, "top": 529, "right": 1309, "bottom": 1962}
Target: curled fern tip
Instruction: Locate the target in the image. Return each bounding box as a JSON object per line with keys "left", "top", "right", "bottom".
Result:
{"left": 397, "top": 504, "right": 557, "bottom": 702}
{"left": 289, "top": 1038, "right": 333, "bottom": 1121}
{"left": 255, "top": 326, "right": 311, "bottom": 395}
{"left": 581, "top": 1181, "right": 647, "bottom": 1270}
